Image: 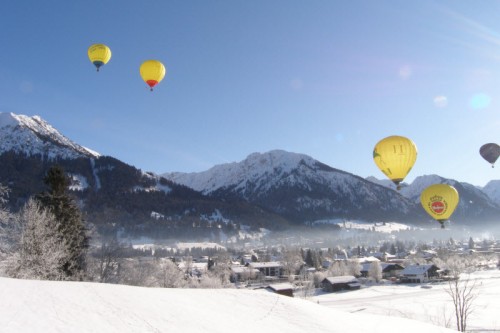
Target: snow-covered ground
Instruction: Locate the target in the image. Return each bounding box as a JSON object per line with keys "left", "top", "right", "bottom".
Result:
{"left": 0, "top": 276, "right": 461, "bottom": 333}
{"left": 312, "top": 270, "right": 500, "bottom": 332}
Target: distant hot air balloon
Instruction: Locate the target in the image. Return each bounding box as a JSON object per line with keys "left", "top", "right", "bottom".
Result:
{"left": 420, "top": 184, "right": 459, "bottom": 229}
{"left": 373, "top": 135, "right": 417, "bottom": 190}
{"left": 140, "top": 60, "right": 166, "bottom": 91}
{"left": 479, "top": 143, "right": 500, "bottom": 168}
{"left": 88, "top": 44, "right": 112, "bottom": 72}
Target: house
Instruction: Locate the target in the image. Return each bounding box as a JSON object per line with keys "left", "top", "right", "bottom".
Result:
{"left": 178, "top": 262, "right": 208, "bottom": 277}
{"left": 248, "top": 262, "right": 284, "bottom": 278}
{"left": 360, "top": 262, "right": 404, "bottom": 279}
{"left": 400, "top": 264, "right": 440, "bottom": 283}
{"left": 266, "top": 283, "right": 294, "bottom": 297}
{"left": 230, "top": 265, "right": 260, "bottom": 282}
{"left": 321, "top": 276, "right": 361, "bottom": 292}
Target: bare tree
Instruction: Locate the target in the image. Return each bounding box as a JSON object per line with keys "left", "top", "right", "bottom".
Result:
{"left": 182, "top": 256, "right": 193, "bottom": 276}
{"left": 6, "top": 199, "right": 68, "bottom": 280}
{"left": 0, "top": 183, "right": 9, "bottom": 222}
{"left": 444, "top": 255, "right": 478, "bottom": 332}
{"left": 446, "top": 275, "right": 477, "bottom": 332}
{"left": 328, "top": 260, "right": 348, "bottom": 276}
{"left": 209, "top": 255, "right": 232, "bottom": 286}
{"left": 241, "top": 266, "right": 257, "bottom": 283}
{"left": 0, "top": 184, "right": 14, "bottom": 273}
{"left": 368, "top": 261, "right": 383, "bottom": 283}
{"left": 119, "top": 258, "right": 157, "bottom": 287}
{"left": 0, "top": 185, "right": 12, "bottom": 245}
{"left": 312, "top": 271, "right": 326, "bottom": 288}
{"left": 346, "top": 259, "right": 361, "bottom": 277}
{"left": 87, "top": 238, "right": 124, "bottom": 283}
{"left": 280, "top": 247, "right": 302, "bottom": 281}
{"left": 154, "top": 258, "right": 186, "bottom": 288}
{"left": 298, "top": 268, "right": 315, "bottom": 299}
{"left": 196, "top": 271, "right": 227, "bottom": 289}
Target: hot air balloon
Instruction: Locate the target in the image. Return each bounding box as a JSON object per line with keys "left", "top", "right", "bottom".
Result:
{"left": 373, "top": 135, "right": 417, "bottom": 190}
{"left": 88, "top": 44, "right": 112, "bottom": 72}
{"left": 420, "top": 184, "right": 459, "bottom": 229}
{"left": 479, "top": 143, "right": 500, "bottom": 168}
{"left": 140, "top": 60, "right": 166, "bottom": 91}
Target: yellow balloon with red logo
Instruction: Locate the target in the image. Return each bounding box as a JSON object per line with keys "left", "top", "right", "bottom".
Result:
{"left": 373, "top": 135, "right": 417, "bottom": 190}
{"left": 140, "top": 60, "right": 166, "bottom": 91}
{"left": 420, "top": 184, "right": 459, "bottom": 229}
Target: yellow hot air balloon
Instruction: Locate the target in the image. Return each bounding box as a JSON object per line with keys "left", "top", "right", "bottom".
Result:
{"left": 140, "top": 60, "right": 166, "bottom": 91}
{"left": 420, "top": 184, "right": 459, "bottom": 229}
{"left": 373, "top": 135, "right": 417, "bottom": 190}
{"left": 88, "top": 44, "right": 112, "bottom": 72}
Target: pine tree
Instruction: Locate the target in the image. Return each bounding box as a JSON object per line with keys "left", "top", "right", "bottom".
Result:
{"left": 305, "top": 249, "right": 315, "bottom": 267}
{"left": 468, "top": 237, "right": 475, "bottom": 250}
{"left": 36, "top": 165, "right": 89, "bottom": 279}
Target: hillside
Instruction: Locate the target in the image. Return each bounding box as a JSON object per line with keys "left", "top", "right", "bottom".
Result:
{"left": 0, "top": 276, "right": 457, "bottom": 333}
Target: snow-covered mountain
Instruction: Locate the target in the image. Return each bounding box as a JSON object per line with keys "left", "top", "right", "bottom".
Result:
{"left": 367, "top": 174, "right": 500, "bottom": 224}
{"left": 0, "top": 112, "right": 99, "bottom": 159}
{"left": 2, "top": 111, "right": 499, "bottom": 231}
{"left": 482, "top": 180, "right": 500, "bottom": 205}
{"left": 0, "top": 112, "right": 289, "bottom": 236}
{"left": 164, "top": 150, "right": 422, "bottom": 223}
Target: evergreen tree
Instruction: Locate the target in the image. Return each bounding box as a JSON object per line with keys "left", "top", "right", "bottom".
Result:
{"left": 305, "top": 249, "right": 315, "bottom": 267}
{"left": 36, "top": 165, "right": 89, "bottom": 279}
{"left": 389, "top": 243, "right": 396, "bottom": 255}
{"left": 468, "top": 237, "right": 475, "bottom": 250}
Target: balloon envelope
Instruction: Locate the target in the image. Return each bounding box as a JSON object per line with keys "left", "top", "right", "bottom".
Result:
{"left": 479, "top": 143, "right": 500, "bottom": 167}
{"left": 420, "top": 184, "right": 459, "bottom": 228}
{"left": 373, "top": 135, "right": 417, "bottom": 189}
{"left": 88, "top": 44, "right": 111, "bottom": 71}
{"left": 140, "top": 60, "right": 166, "bottom": 90}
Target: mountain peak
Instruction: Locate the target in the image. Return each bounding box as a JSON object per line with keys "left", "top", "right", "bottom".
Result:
{"left": 164, "top": 150, "right": 322, "bottom": 195}
{"left": 0, "top": 111, "right": 100, "bottom": 159}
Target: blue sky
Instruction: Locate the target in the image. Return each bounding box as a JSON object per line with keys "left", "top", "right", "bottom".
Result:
{"left": 1, "top": 1, "right": 500, "bottom": 187}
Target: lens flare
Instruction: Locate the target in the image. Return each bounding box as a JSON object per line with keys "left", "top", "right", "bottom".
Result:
{"left": 433, "top": 95, "right": 447, "bottom": 108}
{"left": 470, "top": 93, "right": 491, "bottom": 109}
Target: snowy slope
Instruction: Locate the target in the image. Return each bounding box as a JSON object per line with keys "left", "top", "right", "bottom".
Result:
{"left": 0, "top": 112, "right": 99, "bottom": 159}
{"left": 0, "top": 277, "right": 457, "bottom": 333}
{"left": 313, "top": 270, "right": 500, "bottom": 332}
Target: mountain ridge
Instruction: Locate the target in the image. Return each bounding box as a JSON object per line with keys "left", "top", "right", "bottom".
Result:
{"left": 0, "top": 112, "right": 99, "bottom": 159}
{"left": 2, "top": 112, "right": 500, "bottom": 232}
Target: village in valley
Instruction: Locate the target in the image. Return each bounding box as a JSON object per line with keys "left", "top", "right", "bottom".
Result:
{"left": 96, "top": 220, "right": 500, "bottom": 298}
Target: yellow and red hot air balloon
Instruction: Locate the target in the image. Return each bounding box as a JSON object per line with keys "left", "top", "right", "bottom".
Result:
{"left": 373, "top": 135, "right": 417, "bottom": 190}
{"left": 140, "top": 60, "right": 166, "bottom": 91}
{"left": 420, "top": 184, "right": 459, "bottom": 229}
{"left": 88, "top": 44, "right": 112, "bottom": 72}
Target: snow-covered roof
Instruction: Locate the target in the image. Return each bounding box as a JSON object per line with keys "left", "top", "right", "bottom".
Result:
{"left": 231, "top": 266, "right": 259, "bottom": 274}
{"left": 401, "top": 264, "right": 436, "bottom": 275}
{"left": 323, "top": 276, "right": 358, "bottom": 284}
{"left": 267, "top": 283, "right": 294, "bottom": 291}
{"left": 357, "top": 256, "right": 380, "bottom": 263}
{"left": 250, "top": 262, "right": 282, "bottom": 268}
{"left": 360, "top": 263, "right": 404, "bottom": 272}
